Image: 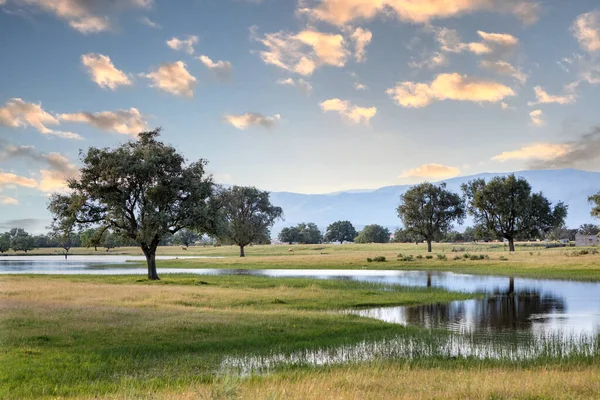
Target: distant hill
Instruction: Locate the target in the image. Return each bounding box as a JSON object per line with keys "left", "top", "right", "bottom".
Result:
{"left": 268, "top": 169, "right": 600, "bottom": 235}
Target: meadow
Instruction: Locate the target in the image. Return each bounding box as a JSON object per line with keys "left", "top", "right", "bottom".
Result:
{"left": 2, "top": 242, "right": 600, "bottom": 399}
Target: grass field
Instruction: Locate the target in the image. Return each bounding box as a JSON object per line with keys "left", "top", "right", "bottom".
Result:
{"left": 2, "top": 243, "right": 600, "bottom": 398}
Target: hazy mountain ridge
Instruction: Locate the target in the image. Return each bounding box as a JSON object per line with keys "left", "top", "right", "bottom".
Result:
{"left": 269, "top": 169, "right": 600, "bottom": 234}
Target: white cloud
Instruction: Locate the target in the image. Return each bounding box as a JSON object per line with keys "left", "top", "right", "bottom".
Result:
{"left": 528, "top": 86, "right": 576, "bottom": 106}
{"left": 198, "top": 55, "right": 233, "bottom": 79}
{"left": 354, "top": 82, "right": 367, "bottom": 90}
{"left": 399, "top": 163, "right": 461, "bottom": 179}
{"left": 0, "top": 196, "right": 19, "bottom": 205}
{"left": 139, "top": 16, "right": 160, "bottom": 29}
{"left": 38, "top": 153, "right": 79, "bottom": 193}
{"left": 0, "top": 171, "right": 38, "bottom": 188}
{"left": 476, "top": 30, "right": 519, "bottom": 46}
{"left": 351, "top": 27, "right": 372, "bottom": 62}
{"left": 0, "top": 98, "right": 81, "bottom": 139}
{"left": 166, "top": 35, "right": 199, "bottom": 54}
{"left": 276, "top": 77, "right": 313, "bottom": 95}
{"left": 320, "top": 98, "right": 377, "bottom": 124}
{"left": 386, "top": 73, "right": 515, "bottom": 108}
{"left": 409, "top": 52, "right": 448, "bottom": 69}
{"left": 298, "top": 0, "right": 540, "bottom": 26}
{"left": 144, "top": 61, "right": 196, "bottom": 97}
{"left": 529, "top": 110, "right": 544, "bottom": 126}
{"left": 572, "top": 10, "right": 600, "bottom": 53}
{"left": 11, "top": 0, "right": 152, "bottom": 33}
{"left": 492, "top": 143, "right": 572, "bottom": 161}
{"left": 252, "top": 26, "right": 350, "bottom": 76}
{"left": 223, "top": 113, "right": 281, "bottom": 130}
{"left": 480, "top": 60, "right": 527, "bottom": 84}
{"left": 59, "top": 108, "right": 147, "bottom": 136}
{"left": 81, "top": 53, "right": 132, "bottom": 90}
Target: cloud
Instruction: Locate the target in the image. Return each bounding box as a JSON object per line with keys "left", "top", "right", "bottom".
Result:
{"left": 0, "top": 171, "right": 38, "bottom": 188}
{"left": 572, "top": 10, "right": 600, "bottom": 53}
{"left": 10, "top": 0, "right": 152, "bottom": 33}
{"left": 354, "top": 82, "right": 367, "bottom": 90}
{"left": 252, "top": 26, "right": 350, "bottom": 76}
{"left": 386, "top": 73, "right": 515, "bottom": 108}
{"left": 144, "top": 61, "right": 196, "bottom": 97}
{"left": 501, "top": 102, "right": 510, "bottom": 110}
{"left": 492, "top": 143, "right": 572, "bottom": 162}
{"left": 276, "top": 77, "right": 313, "bottom": 95}
{"left": 166, "top": 35, "right": 199, "bottom": 54}
{"left": 0, "top": 98, "right": 81, "bottom": 139}
{"left": 435, "top": 27, "right": 490, "bottom": 54}
{"left": 298, "top": 0, "right": 540, "bottom": 26}
{"left": 409, "top": 52, "right": 448, "bottom": 69}
{"left": 0, "top": 142, "right": 79, "bottom": 192}
{"left": 81, "top": 53, "right": 132, "bottom": 90}
{"left": 399, "top": 163, "right": 461, "bottom": 179}
{"left": 479, "top": 60, "right": 527, "bottom": 84}
{"left": 59, "top": 108, "right": 147, "bottom": 136}
{"left": 528, "top": 86, "right": 576, "bottom": 106}
{"left": 0, "top": 196, "right": 19, "bottom": 205}
{"left": 476, "top": 30, "right": 519, "bottom": 46}
{"left": 525, "top": 127, "right": 600, "bottom": 169}
{"left": 350, "top": 27, "right": 372, "bottom": 62}
{"left": 529, "top": 109, "right": 544, "bottom": 126}
{"left": 198, "top": 55, "right": 233, "bottom": 79}
{"left": 139, "top": 16, "right": 160, "bottom": 29}
{"left": 223, "top": 113, "right": 281, "bottom": 130}
{"left": 561, "top": 53, "right": 600, "bottom": 90}
{"left": 320, "top": 98, "right": 377, "bottom": 124}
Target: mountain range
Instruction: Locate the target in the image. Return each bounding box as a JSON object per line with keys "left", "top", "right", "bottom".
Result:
{"left": 268, "top": 169, "right": 600, "bottom": 235}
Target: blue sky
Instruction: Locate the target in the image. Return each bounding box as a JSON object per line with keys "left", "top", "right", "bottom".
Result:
{"left": 1, "top": 0, "right": 600, "bottom": 233}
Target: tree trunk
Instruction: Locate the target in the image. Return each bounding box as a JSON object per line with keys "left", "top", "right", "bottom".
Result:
{"left": 239, "top": 245, "right": 245, "bottom": 257}
{"left": 427, "top": 240, "right": 432, "bottom": 253}
{"left": 143, "top": 246, "right": 160, "bottom": 280}
{"left": 508, "top": 238, "right": 515, "bottom": 252}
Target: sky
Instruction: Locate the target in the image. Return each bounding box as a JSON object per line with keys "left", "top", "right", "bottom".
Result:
{"left": 1, "top": 0, "right": 600, "bottom": 233}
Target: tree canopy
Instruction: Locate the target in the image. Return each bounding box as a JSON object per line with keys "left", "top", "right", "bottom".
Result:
{"left": 278, "top": 222, "right": 322, "bottom": 244}
{"left": 397, "top": 182, "right": 465, "bottom": 252}
{"left": 354, "top": 224, "right": 390, "bottom": 243}
{"left": 578, "top": 223, "right": 600, "bottom": 236}
{"left": 48, "top": 129, "right": 217, "bottom": 280}
{"left": 324, "top": 220, "right": 357, "bottom": 243}
{"left": 214, "top": 186, "right": 283, "bottom": 257}
{"left": 9, "top": 228, "right": 34, "bottom": 253}
{"left": 463, "top": 174, "right": 568, "bottom": 251}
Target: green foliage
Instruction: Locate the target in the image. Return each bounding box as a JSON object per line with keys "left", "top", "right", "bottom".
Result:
{"left": 590, "top": 192, "right": 600, "bottom": 219}
{"left": 9, "top": 228, "right": 34, "bottom": 253}
{"left": 279, "top": 223, "right": 323, "bottom": 244}
{"left": 79, "top": 228, "right": 104, "bottom": 250}
{"left": 324, "top": 220, "right": 357, "bottom": 243}
{"left": 47, "top": 129, "right": 216, "bottom": 279}
{"left": 0, "top": 232, "right": 10, "bottom": 253}
{"left": 372, "top": 256, "right": 386, "bottom": 262}
{"left": 355, "top": 224, "right": 390, "bottom": 244}
{"left": 463, "top": 175, "right": 568, "bottom": 251}
{"left": 172, "top": 228, "right": 199, "bottom": 247}
{"left": 397, "top": 182, "right": 465, "bottom": 252}
{"left": 214, "top": 186, "right": 283, "bottom": 256}
{"left": 578, "top": 224, "right": 600, "bottom": 236}
{"left": 437, "top": 254, "right": 447, "bottom": 261}
{"left": 392, "top": 228, "right": 422, "bottom": 243}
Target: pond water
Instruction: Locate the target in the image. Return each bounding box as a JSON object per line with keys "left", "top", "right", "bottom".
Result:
{"left": 1, "top": 257, "right": 600, "bottom": 338}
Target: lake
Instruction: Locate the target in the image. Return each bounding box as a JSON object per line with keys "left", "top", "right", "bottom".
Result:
{"left": 1, "top": 256, "right": 599, "bottom": 338}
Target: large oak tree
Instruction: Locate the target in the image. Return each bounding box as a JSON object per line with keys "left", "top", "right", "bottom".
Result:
{"left": 48, "top": 129, "right": 217, "bottom": 280}
{"left": 462, "top": 175, "right": 567, "bottom": 252}
{"left": 397, "top": 183, "right": 465, "bottom": 252}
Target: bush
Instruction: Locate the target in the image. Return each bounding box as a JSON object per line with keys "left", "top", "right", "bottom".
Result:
{"left": 373, "top": 256, "right": 386, "bottom": 262}
{"left": 453, "top": 255, "right": 461, "bottom": 261}
{"left": 452, "top": 247, "right": 466, "bottom": 252}
{"left": 399, "top": 255, "right": 414, "bottom": 262}
{"left": 499, "top": 256, "right": 508, "bottom": 261}
{"left": 366, "top": 257, "right": 373, "bottom": 262}
{"left": 437, "top": 254, "right": 448, "bottom": 261}
{"left": 425, "top": 255, "right": 433, "bottom": 259}
{"left": 416, "top": 254, "right": 423, "bottom": 260}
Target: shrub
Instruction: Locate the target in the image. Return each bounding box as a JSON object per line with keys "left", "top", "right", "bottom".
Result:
{"left": 452, "top": 247, "right": 466, "bottom": 252}
{"left": 373, "top": 256, "right": 386, "bottom": 262}
{"left": 426, "top": 255, "right": 433, "bottom": 259}
{"left": 416, "top": 254, "right": 423, "bottom": 260}
{"left": 499, "top": 256, "right": 508, "bottom": 261}
{"left": 453, "top": 255, "right": 461, "bottom": 261}
{"left": 437, "top": 254, "right": 448, "bottom": 261}
{"left": 366, "top": 258, "right": 373, "bottom": 262}
{"left": 463, "top": 253, "right": 470, "bottom": 259}
{"left": 400, "top": 255, "right": 414, "bottom": 262}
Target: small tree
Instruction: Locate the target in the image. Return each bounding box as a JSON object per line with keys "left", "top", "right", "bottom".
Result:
{"left": 215, "top": 186, "right": 283, "bottom": 257}
{"left": 578, "top": 223, "right": 600, "bottom": 236}
{"left": 355, "top": 224, "right": 390, "bottom": 243}
{"left": 173, "top": 228, "right": 199, "bottom": 247}
{"left": 9, "top": 228, "right": 34, "bottom": 253}
{"left": 279, "top": 226, "right": 300, "bottom": 244}
{"left": 324, "top": 220, "right": 357, "bottom": 243}
{"left": 48, "top": 129, "right": 217, "bottom": 280}
{"left": 397, "top": 183, "right": 465, "bottom": 253}
{"left": 48, "top": 218, "right": 76, "bottom": 259}
{"left": 0, "top": 232, "right": 10, "bottom": 253}
{"left": 463, "top": 175, "right": 568, "bottom": 252}
{"left": 80, "top": 228, "right": 104, "bottom": 251}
